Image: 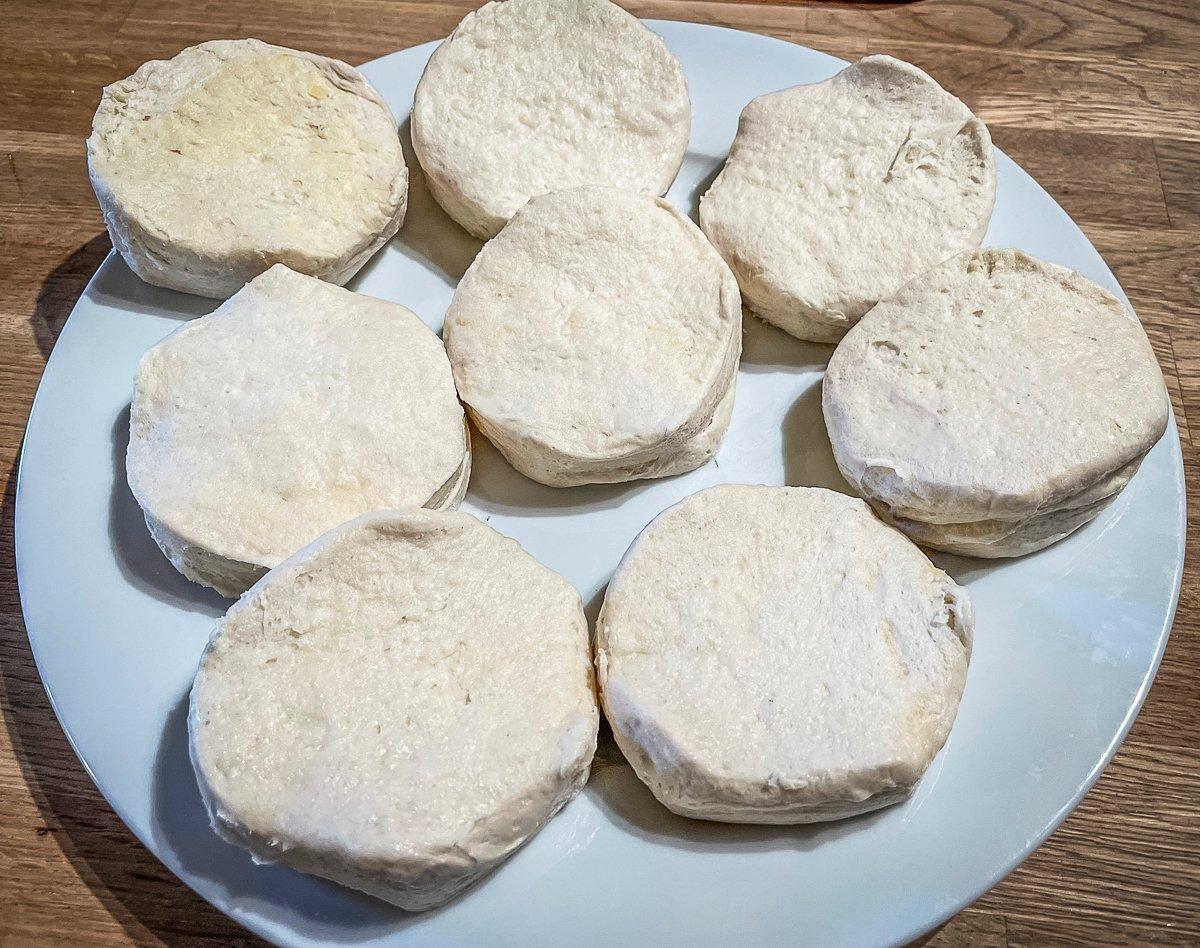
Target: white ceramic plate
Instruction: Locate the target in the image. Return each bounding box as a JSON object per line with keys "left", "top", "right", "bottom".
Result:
{"left": 16, "top": 22, "right": 1185, "bottom": 947}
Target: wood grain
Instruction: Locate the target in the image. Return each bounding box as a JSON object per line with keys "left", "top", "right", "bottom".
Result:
{"left": 1, "top": 1, "right": 1196, "bottom": 944}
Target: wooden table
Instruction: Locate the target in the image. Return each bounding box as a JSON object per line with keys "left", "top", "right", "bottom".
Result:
{"left": 1, "top": 1, "right": 1196, "bottom": 943}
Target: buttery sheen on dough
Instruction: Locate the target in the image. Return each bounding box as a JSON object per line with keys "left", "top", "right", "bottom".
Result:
{"left": 444, "top": 187, "right": 741, "bottom": 487}
{"left": 189, "top": 510, "right": 598, "bottom": 911}
{"left": 128, "top": 266, "right": 469, "bottom": 597}
{"left": 88, "top": 39, "right": 408, "bottom": 298}
{"left": 823, "top": 249, "right": 1170, "bottom": 557}
{"left": 700, "top": 55, "right": 995, "bottom": 342}
{"left": 412, "top": 0, "right": 690, "bottom": 239}
{"left": 596, "top": 485, "right": 972, "bottom": 823}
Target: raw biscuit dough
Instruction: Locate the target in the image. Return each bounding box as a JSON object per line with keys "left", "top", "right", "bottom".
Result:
{"left": 444, "top": 187, "right": 741, "bottom": 487}
{"left": 190, "top": 509, "right": 598, "bottom": 909}
{"left": 128, "top": 265, "right": 469, "bottom": 596}
{"left": 823, "top": 249, "right": 1170, "bottom": 557}
{"left": 700, "top": 54, "right": 994, "bottom": 342}
{"left": 89, "top": 39, "right": 408, "bottom": 298}
{"left": 412, "top": 0, "right": 690, "bottom": 239}
{"left": 596, "top": 484, "right": 972, "bottom": 823}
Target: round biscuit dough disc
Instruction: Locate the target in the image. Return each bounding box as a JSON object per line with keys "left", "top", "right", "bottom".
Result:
{"left": 444, "top": 187, "right": 741, "bottom": 487}
{"left": 822, "top": 248, "right": 1170, "bottom": 558}
{"left": 88, "top": 39, "right": 408, "bottom": 298}
{"left": 411, "top": 0, "right": 691, "bottom": 239}
{"left": 700, "top": 54, "right": 995, "bottom": 343}
{"left": 189, "top": 509, "right": 598, "bottom": 911}
{"left": 596, "top": 484, "right": 972, "bottom": 823}
{"left": 128, "top": 265, "right": 469, "bottom": 597}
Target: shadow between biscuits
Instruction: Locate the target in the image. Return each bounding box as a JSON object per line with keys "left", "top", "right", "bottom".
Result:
{"left": 107, "top": 406, "right": 228, "bottom": 616}
{"left": 151, "top": 696, "right": 413, "bottom": 941}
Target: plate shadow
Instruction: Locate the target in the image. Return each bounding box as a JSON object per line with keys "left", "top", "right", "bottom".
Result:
{"left": 89, "top": 258, "right": 217, "bottom": 319}
{"left": 780, "top": 384, "right": 853, "bottom": 495}
{"left": 31, "top": 234, "right": 114, "bottom": 362}
{"left": 740, "top": 314, "right": 833, "bottom": 373}
{"left": 927, "top": 550, "right": 1001, "bottom": 587}
{"left": 465, "top": 425, "right": 658, "bottom": 517}
{"left": 684, "top": 153, "right": 723, "bottom": 223}
{"left": 585, "top": 762, "right": 890, "bottom": 855}
{"left": 108, "top": 406, "right": 229, "bottom": 616}
{"left": 151, "top": 697, "right": 408, "bottom": 943}
{"left": 374, "top": 118, "right": 483, "bottom": 285}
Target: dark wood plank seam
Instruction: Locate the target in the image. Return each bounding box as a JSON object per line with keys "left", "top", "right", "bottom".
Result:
{"left": 1169, "top": 334, "right": 1194, "bottom": 450}
{"left": 1150, "top": 139, "right": 1174, "bottom": 228}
